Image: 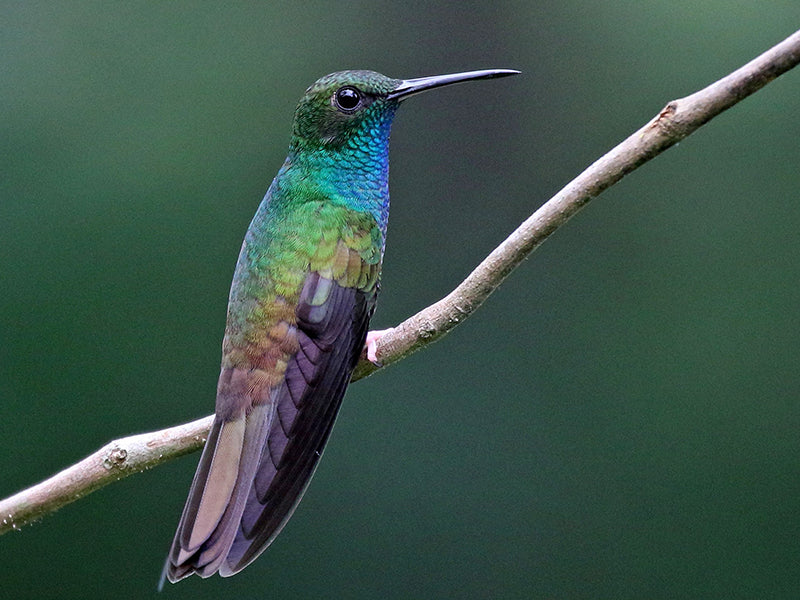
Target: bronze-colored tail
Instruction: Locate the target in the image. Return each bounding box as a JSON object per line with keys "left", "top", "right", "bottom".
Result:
{"left": 160, "top": 402, "right": 272, "bottom": 587}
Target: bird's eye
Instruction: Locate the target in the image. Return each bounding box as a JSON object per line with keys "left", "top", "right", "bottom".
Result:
{"left": 334, "top": 87, "right": 362, "bottom": 113}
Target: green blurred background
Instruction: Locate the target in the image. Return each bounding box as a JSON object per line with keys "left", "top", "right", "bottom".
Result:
{"left": 2, "top": 2, "right": 799, "bottom": 598}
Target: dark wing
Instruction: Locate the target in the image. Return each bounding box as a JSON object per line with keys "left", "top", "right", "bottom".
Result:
{"left": 161, "top": 268, "right": 376, "bottom": 584}
{"left": 221, "top": 271, "right": 374, "bottom": 574}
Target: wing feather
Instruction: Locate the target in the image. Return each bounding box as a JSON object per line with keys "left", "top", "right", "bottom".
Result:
{"left": 221, "top": 276, "right": 372, "bottom": 574}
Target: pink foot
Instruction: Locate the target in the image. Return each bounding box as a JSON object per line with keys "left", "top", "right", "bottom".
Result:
{"left": 365, "top": 328, "right": 394, "bottom": 366}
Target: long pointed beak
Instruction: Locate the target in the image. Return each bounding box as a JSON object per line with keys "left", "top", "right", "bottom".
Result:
{"left": 387, "top": 68, "right": 520, "bottom": 101}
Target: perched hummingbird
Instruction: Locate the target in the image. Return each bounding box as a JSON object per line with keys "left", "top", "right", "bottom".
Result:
{"left": 161, "top": 68, "right": 518, "bottom": 585}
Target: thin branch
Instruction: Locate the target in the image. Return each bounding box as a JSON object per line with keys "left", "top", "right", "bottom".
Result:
{"left": 2, "top": 29, "right": 799, "bottom": 536}
{"left": 354, "top": 27, "right": 800, "bottom": 378}
{"left": 0, "top": 416, "right": 213, "bottom": 534}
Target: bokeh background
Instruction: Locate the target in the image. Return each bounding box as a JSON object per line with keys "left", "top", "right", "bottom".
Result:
{"left": 2, "top": 3, "right": 799, "bottom": 598}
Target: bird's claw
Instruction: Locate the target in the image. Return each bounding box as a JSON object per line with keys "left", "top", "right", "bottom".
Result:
{"left": 365, "top": 328, "right": 394, "bottom": 366}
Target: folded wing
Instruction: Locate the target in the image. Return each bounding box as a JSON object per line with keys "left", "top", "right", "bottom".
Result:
{"left": 162, "top": 234, "right": 379, "bottom": 584}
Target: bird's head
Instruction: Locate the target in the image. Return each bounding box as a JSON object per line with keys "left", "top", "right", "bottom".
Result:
{"left": 290, "top": 68, "right": 520, "bottom": 152}
{"left": 291, "top": 70, "right": 401, "bottom": 151}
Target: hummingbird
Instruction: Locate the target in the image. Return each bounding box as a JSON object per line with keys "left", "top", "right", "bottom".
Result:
{"left": 160, "top": 67, "right": 519, "bottom": 585}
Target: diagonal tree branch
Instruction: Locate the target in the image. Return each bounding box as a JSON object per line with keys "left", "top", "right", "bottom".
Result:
{"left": 0, "top": 417, "right": 213, "bottom": 534}
{"left": 1, "top": 28, "right": 799, "bottom": 537}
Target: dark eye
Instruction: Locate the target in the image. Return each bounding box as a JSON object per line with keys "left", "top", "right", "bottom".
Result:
{"left": 334, "top": 87, "right": 362, "bottom": 112}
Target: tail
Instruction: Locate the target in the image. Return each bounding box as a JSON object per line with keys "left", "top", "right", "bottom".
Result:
{"left": 159, "top": 402, "right": 273, "bottom": 587}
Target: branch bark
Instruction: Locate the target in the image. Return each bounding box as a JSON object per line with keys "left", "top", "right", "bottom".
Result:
{"left": 2, "top": 28, "right": 799, "bottom": 536}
